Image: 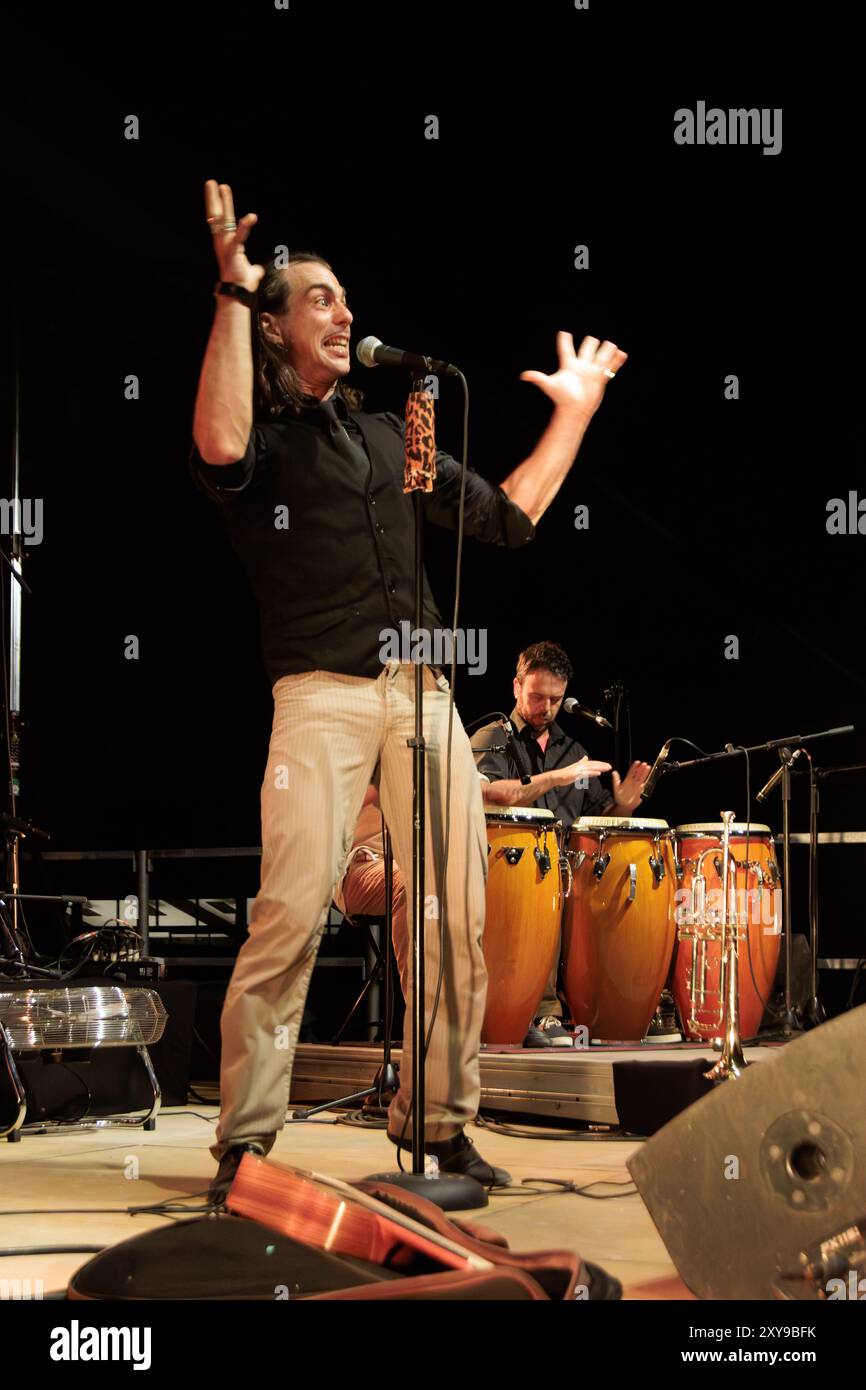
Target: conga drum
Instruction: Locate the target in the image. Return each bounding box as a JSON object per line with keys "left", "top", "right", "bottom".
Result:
{"left": 481, "top": 807, "right": 562, "bottom": 1044}
{"left": 672, "top": 822, "right": 782, "bottom": 1041}
{"left": 561, "top": 817, "right": 676, "bottom": 1041}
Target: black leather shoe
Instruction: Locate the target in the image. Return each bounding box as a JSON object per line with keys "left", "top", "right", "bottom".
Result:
{"left": 387, "top": 1129, "right": 512, "bottom": 1188}
{"left": 208, "top": 1142, "right": 265, "bottom": 1204}
{"left": 436, "top": 1133, "right": 512, "bottom": 1188}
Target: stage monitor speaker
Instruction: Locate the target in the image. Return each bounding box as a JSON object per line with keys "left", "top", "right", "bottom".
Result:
{"left": 627, "top": 1005, "right": 866, "bottom": 1300}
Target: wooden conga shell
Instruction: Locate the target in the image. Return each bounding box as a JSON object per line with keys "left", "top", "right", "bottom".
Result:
{"left": 481, "top": 808, "right": 561, "bottom": 1044}
{"left": 672, "top": 825, "right": 782, "bottom": 1041}
{"left": 562, "top": 818, "right": 676, "bottom": 1041}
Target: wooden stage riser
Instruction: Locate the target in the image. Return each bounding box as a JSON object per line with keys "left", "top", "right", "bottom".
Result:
{"left": 290, "top": 1044, "right": 771, "bottom": 1125}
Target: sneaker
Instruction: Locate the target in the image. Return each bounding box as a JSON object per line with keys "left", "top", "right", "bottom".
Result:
{"left": 208, "top": 1142, "right": 266, "bottom": 1205}
{"left": 386, "top": 1128, "right": 512, "bottom": 1188}
{"left": 523, "top": 1016, "right": 573, "bottom": 1048}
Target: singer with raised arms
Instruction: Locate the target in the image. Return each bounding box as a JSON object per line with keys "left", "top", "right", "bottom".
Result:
{"left": 189, "top": 180, "right": 628, "bottom": 1201}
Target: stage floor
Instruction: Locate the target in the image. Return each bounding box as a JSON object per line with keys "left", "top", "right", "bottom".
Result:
{"left": 0, "top": 1099, "right": 692, "bottom": 1300}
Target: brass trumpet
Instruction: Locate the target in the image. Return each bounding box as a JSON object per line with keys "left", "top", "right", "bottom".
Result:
{"left": 676, "top": 811, "right": 748, "bottom": 1080}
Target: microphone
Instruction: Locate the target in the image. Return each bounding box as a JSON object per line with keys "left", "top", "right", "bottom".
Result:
{"left": 640, "top": 739, "right": 672, "bottom": 800}
{"left": 756, "top": 748, "right": 801, "bottom": 803}
{"left": 356, "top": 336, "right": 459, "bottom": 377}
{"left": 464, "top": 711, "right": 514, "bottom": 737}
{"left": 467, "top": 713, "right": 517, "bottom": 764}
{"left": 563, "top": 698, "right": 613, "bottom": 731}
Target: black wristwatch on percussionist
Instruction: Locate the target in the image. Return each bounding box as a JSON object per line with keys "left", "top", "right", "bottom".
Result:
{"left": 214, "top": 281, "right": 256, "bottom": 308}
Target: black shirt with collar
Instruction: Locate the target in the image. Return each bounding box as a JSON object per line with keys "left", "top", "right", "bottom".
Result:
{"left": 190, "top": 386, "right": 535, "bottom": 687}
{"left": 471, "top": 706, "right": 613, "bottom": 825}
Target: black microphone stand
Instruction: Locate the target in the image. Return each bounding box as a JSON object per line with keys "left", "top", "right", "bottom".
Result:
{"left": 652, "top": 724, "right": 854, "bottom": 1038}
{"left": 804, "top": 760, "right": 866, "bottom": 1027}
{"left": 363, "top": 372, "right": 483, "bottom": 1210}
{"left": 604, "top": 682, "right": 628, "bottom": 774}
{"left": 805, "top": 756, "right": 824, "bottom": 1029}
{"left": 776, "top": 745, "right": 800, "bottom": 1034}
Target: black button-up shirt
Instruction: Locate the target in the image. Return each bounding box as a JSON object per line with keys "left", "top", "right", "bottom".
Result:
{"left": 471, "top": 707, "right": 612, "bottom": 825}
{"left": 190, "top": 389, "right": 535, "bottom": 686}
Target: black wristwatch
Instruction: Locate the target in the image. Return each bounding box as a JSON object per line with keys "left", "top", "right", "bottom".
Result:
{"left": 214, "top": 281, "right": 256, "bottom": 308}
{"left": 520, "top": 773, "right": 532, "bottom": 786}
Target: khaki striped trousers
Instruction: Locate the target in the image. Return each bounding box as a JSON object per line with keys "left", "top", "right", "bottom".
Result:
{"left": 211, "top": 660, "right": 489, "bottom": 1160}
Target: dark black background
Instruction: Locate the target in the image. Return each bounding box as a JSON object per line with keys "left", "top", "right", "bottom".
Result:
{"left": 2, "top": 7, "right": 861, "bottom": 953}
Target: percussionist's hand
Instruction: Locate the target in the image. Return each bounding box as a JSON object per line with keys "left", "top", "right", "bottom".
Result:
{"left": 556, "top": 757, "right": 613, "bottom": 789}
{"left": 520, "top": 332, "right": 628, "bottom": 422}
{"left": 204, "top": 179, "right": 265, "bottom": 294}
{"left": 611, "top": 761, "right": 653, "bottom": 813}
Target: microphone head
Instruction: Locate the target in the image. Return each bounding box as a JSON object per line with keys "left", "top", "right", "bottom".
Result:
{"left": 356, "top": 336, "right": 382, "bottom": 369}
{"left": 640, "top": 740, "right": 671, "bottom": 799}
{"left": 563, "top": 697, "right": 612, "bottom": 729}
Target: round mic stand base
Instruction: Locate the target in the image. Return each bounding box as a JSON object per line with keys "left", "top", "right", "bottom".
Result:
{"left": 362, "top": 1167, "right": 487, "bottom": 1212}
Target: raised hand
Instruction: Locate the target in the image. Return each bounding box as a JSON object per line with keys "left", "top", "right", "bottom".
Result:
{"left": 204, "top": 180, "right": 265, "bottom": 294}
{"left": 557, "top": 757, "right": 613, "bottom": 789}
{"left": 611, "top": 761, "right": 653, "bottom": 813}
{"left": 520, "top": 332, "right": 628, "bottom": 421}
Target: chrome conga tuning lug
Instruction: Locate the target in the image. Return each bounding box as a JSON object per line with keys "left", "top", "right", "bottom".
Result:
{"left": 534, "top": 846, "right": 552, "bottom": 876}
{"left": 560, "top": 854, "right": 574, "bottom": 898}
{"left": 592, "top": 853, "right": 610, "bottom": 881}
{"left": 628, "top": 863, "right": 637, "bottom": 901}
{"left": 648, "top": 853, "right": 665, "bottom": 884}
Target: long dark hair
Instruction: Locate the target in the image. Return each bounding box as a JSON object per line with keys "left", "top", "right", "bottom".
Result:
{"left": 253, "top": 251, "right": 364, "bottom": 416}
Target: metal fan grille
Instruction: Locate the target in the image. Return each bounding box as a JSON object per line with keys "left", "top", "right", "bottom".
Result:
{"left": 0, "top": 987, "right": 168, "bottom": 1049}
